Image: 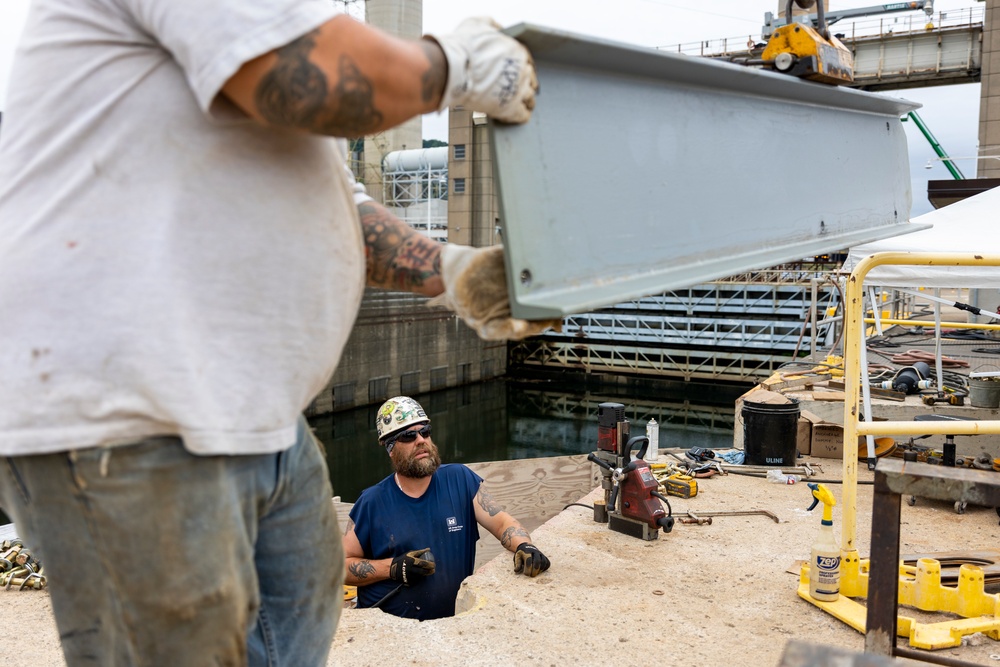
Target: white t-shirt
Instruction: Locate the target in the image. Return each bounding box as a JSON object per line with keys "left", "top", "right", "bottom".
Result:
{"left": 0, "top": 0, "right": 371, "bottom": 455}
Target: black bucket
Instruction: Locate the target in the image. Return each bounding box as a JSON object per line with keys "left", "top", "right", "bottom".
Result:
{"left": 742, "top": 399, "right": 800, "bottom": 466}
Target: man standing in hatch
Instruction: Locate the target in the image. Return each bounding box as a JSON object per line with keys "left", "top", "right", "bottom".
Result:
{"left": 343, "top": 396, "right": 551, "bottom": 620}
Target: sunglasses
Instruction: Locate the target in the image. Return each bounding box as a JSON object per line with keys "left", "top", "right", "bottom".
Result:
{"left": 385, "top": 424, "right": 432, "bottom": 453}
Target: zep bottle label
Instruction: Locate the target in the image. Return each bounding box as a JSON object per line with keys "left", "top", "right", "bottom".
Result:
{"left": 814, "top": 553, "right": 841, "bottom": 594}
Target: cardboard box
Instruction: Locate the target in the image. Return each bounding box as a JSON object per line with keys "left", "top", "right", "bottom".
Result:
{"left": 796, "top": 410, "right": 823, "bottom": 456}
{"left": 811, "top": 424, "right": 845, "bottom": 459}
{"left": 810, "top": 422, "right": 869, "bottom": 459}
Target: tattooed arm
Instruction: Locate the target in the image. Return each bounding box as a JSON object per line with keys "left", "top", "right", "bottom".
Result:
{"left": 222, "top": 15, "right": 446, "bottom": 137}
{"left": 342, "top": 521, "right": 393, "bottom": 586}
{"left": 359, "top": 201, "right": 444, "bottom": 297}
{"left": 472, "top": 483, "right": 532, "bottom": 554}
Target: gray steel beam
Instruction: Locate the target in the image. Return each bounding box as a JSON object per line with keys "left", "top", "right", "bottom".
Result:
{"left": 492, "top": 24, "right": 921, "bottom": 320}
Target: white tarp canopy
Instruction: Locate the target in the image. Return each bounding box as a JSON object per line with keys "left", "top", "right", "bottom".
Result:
{"left": 843, "top": 185, "right": 1000, "bottom": 288}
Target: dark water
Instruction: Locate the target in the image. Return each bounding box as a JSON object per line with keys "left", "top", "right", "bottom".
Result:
{"left": 313, "top": 378, "right": 744, "bottom": 503}
{"left": 0, "top": 379, "right": 744, "bottom": 526}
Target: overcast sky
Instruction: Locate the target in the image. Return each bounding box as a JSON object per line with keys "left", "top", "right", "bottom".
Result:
{"left": 0, "top": 0, "right": 986, "bottom": 215}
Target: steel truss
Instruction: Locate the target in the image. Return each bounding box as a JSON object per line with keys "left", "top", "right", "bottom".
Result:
{"left": 510, "top": 276, "right": 843, "bottom": 384}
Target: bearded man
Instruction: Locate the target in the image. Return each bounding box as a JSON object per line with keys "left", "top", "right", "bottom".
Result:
{"left": 343, "top": 396, "right": 550, "bottom": 620}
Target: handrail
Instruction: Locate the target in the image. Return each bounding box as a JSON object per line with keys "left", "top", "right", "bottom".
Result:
{"left": 660, "top": 7, "right": 984, "bottom": 58}
{"left": 841, "top": 252, "right": 1000, "bottom": 571}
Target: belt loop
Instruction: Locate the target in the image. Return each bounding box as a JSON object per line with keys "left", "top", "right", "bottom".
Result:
{"left": 99, "top": 449, "right": 111, "bottom": 478}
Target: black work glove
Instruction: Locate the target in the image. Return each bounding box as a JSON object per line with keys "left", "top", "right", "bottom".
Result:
{"left": 389, "top": 548, "right": 436, "bottom": 585}
{"left": 513, "top": 543, "right": 550, "bottom": 577}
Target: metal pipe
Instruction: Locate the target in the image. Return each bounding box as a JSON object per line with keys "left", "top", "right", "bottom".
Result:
{"left": 810, "top": 278, "right": 819, "bottom": 358}
{"left": 857, "top": 421, "right": 995, "bottom": 437}
{"left": 933, "top": 289, "right": 944, "bottom": 394}
{"left": 893, "top": 646, "right": 986, "bottom": 667}
{"left": 862, "top": 317, "right": 1000, "bottom": 331}
{"left": 904, "top": 110, "right": 965, "bottom": 180}
{"left": 859, "top": 312, "right": 877, "bottom": 463}
{"left": 894, "top": 286, "right": 1000, "bottom": 320}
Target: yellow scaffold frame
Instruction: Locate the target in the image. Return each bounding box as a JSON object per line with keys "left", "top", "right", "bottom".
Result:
{"left": 797, "top": 251, "right": 1000, "bottom": 651}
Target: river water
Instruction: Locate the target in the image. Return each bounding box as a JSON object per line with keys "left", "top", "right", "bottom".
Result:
{"left": 313, "top": 378, "right": 746, "bottom": 503}
{"left": 0, "top": 379, "right": 746, "bottom": 526}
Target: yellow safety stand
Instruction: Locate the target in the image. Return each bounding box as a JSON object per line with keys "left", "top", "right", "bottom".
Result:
{"left": 798, "top": 558, "right": 1000, "bottom": 649}
{"left": 797, "top": 251, "right": 1000, "bottom": 653}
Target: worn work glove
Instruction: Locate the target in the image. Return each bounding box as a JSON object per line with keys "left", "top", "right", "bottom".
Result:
{"left": 389, "top": 548, "right": 436, "bottom": 586}
{"left": 425, "top": 17, "right": 538, "bottom": 124}
{"left": 427, "top": 244, "right": 562, "bottom": 341}
{"left": 513, "top": 543, "right": 550, "bottom": 577}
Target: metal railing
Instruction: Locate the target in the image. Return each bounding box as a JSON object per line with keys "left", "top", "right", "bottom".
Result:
{"left": 839, "top": 252, "right": 1000, "bottom": 597}
{"left": 660, "top": 7, "right": 984, "bottom": 58}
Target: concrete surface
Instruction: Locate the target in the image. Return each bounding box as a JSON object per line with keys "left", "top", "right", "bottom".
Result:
{"left": 4, "top": 454, "right": 1000, "bottom": 666}
{"left": 329, "top": 457, "right": 1000, "bottom": 666}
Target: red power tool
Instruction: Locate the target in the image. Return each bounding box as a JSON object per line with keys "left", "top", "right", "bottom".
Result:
{"left": 588, "top": 402, "right": 674, "bottom": 541}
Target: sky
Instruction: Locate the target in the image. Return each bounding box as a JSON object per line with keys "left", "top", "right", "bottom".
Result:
{"left": 0, "top": 0, "right": 987, "bottom": 216}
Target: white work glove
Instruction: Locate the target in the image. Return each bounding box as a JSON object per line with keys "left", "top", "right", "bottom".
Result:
{"left": 427, "top": 245, "right": 561, "bottom": 341}
{"left": 424, "top": 17, "right": 538, "bottom": 124}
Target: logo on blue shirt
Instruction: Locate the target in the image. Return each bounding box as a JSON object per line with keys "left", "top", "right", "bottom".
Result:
{"left": 447, "top": 516, "right": 462, "bottom": 532}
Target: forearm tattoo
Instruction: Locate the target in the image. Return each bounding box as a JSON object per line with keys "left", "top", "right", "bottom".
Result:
{"left": 476, "top": 488, "right": 504, "bottom": 517}
{"left": 500, "top": 526, "right": 530, "bottom": 549}
{"left": 348, "top": 560, "right": 376, "bottom": 580}
{"left": 419, "top": 40, "right": 447, "bottom": 105}
{"left": 255, "top": 30, "right": 383, "bottom": 136}
{"left": 359, "top": 202, "right": 440, "bottom": 289}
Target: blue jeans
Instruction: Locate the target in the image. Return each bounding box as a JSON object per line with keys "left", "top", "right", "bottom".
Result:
{"left": 0, "top": 417, "right": 343, "bottom": 667}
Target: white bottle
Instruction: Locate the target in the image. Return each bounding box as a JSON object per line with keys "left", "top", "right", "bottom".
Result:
{"left": 646, "top": 419, "right": 659, "bottom": 462}
{"left": 808, "top": 484, "right": 841, "bottom": 601}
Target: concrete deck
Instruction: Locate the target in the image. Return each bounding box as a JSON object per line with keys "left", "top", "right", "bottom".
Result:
{"left": 330, "top": 456, "right": 1000, "bottom": 667}
{"left": 3, "top": 452, "right": 1000, "bottom": 666}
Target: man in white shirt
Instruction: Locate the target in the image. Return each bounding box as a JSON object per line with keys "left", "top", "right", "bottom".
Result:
{"left": 0, "top": 2, "right": 553, "bottom": 664}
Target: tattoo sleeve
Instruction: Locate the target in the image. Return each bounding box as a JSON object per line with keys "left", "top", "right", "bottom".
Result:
{"left": 476, "top": 488, "right": 504, "bottom": 517}
{"left": 348, "top": 560, "right": 377, "bottom": 580}
{"left": 359, "top": 202, "right": 441, "bottom": 291}
{"left": 254, "top": 31, "right": 384, "bottom": 137}
{"left": 500, "top": 526, "right": 530, "bottom": 549}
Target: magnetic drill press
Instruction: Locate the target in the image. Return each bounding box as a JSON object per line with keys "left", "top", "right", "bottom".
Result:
{"left": 588, "top": 402, "right": 674, "bottom": 541}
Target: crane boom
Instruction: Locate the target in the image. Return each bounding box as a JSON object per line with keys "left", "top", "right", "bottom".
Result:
{"left": 764, "top": 1, "right": 934, "bottom": 38}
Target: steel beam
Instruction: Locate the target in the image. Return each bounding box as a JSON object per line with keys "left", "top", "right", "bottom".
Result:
{"left": 492, "top": 24, "right": 923, "bottom": 320}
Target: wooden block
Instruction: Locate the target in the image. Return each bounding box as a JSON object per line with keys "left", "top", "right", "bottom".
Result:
{"left": 762, "top": 373, "right": 814, "bottom": 392}
{"left": 812, "top": 391, "right": 846, "bottom": 402}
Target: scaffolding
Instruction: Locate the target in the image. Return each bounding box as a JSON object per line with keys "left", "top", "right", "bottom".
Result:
{"left": 510, "top": 267, "right": 845, "bottom": 384}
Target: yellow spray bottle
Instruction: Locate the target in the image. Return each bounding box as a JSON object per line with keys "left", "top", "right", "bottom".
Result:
{"left": 806, "top": 482, "right": 840, "bottom": 601}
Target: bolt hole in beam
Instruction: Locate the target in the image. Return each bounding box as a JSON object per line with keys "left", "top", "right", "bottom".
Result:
{"left": 490, "top": 24, "right": 926, "bottom": 321}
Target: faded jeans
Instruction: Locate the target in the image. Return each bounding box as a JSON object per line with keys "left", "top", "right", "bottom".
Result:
{"left": 0, "top": 416, "right": 343, "bottom": 667}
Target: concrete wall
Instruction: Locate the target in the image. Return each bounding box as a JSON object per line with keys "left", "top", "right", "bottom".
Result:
{"left": 362, "top": 0, "right": 423, "bottom": 203}
{"left": 979, "top": 0, "right": 1000, "bottom": 178}
{"left": 306, "top": 290, "right": 507, "bottom": 415}
{"left": 446, "top": 108, "right": 500, "bottom": 248}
